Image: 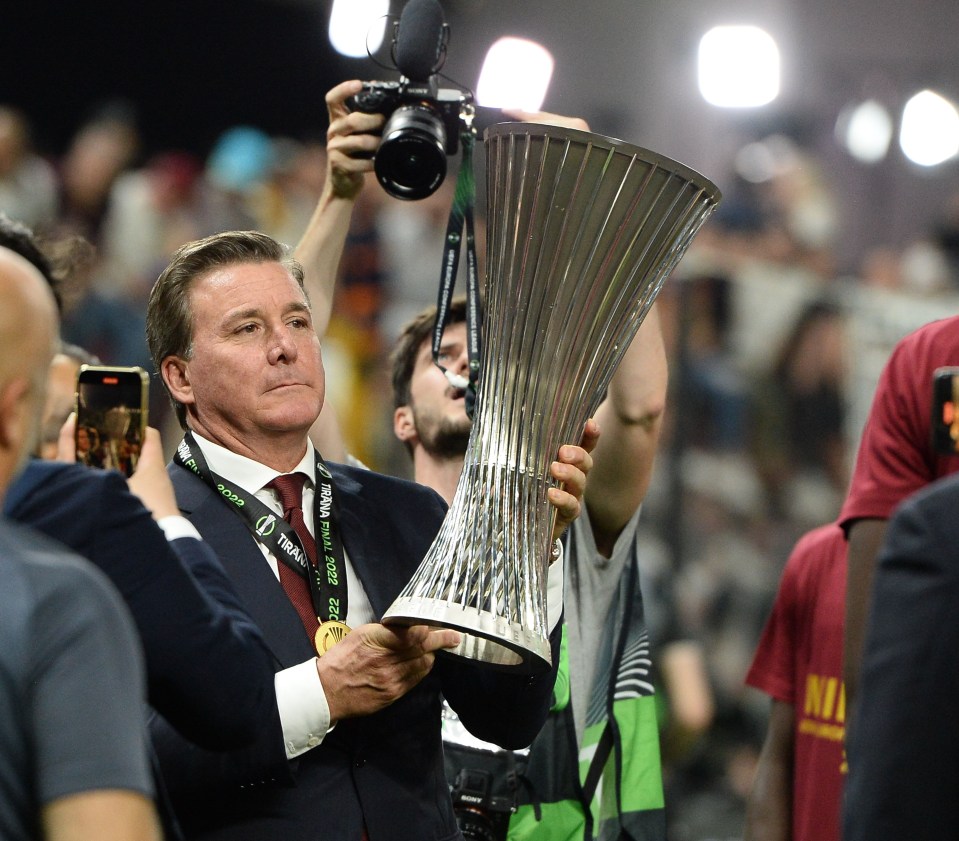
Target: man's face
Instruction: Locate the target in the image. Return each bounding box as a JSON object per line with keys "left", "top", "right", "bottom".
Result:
{"left": 171, "top": 261, "right": 325, "bottom": 446}
{"left": 38, "top": 353, "right": 81, "bottom": 460}
{"left": 405, "top": 321, "right": 472, "bottom": 458}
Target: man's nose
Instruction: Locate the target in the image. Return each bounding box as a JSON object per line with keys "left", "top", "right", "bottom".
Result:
{"left": 268, "top": 328, "right": 299, "bottom": 363}
{"left": 452, "top": 347, "right": 469, "bottom": 374}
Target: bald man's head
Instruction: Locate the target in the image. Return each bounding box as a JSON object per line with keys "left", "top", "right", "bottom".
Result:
{"left": 0, "top": 246, "right": 59, "bottom": 494}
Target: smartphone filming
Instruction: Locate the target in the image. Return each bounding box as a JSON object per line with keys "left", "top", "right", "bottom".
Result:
{"left": 74, "top": 365, "right": 148, "bottom": 477}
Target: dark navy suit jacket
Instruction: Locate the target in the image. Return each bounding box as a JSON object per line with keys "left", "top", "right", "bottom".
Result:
{"left": 844, "top": 472, "right": 959, "bottom": 841}
{"left": 154, "top": 459, "right": 561, "bottom": 841}
{"left": 4, "top": 460, "right": 278, "bottom": 751}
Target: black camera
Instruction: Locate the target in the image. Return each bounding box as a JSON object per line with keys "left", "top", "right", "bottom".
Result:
{"left": 450, "top": 768, "right": 515, "bottom": 841}
{"left": 350, "top": 79, "right": 472, "bottom": 201}
{"left": 349, "top": 0, "right": 474, "bottom": 201}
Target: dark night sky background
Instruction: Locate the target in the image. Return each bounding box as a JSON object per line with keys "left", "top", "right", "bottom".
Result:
{"left": 0, "top": 0, "right": 357, "bottom": 158}
{"left": 5, "top": 0, "right": 959, "bottom": 265}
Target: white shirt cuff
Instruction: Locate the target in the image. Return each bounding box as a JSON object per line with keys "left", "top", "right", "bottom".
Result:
{"left": 156, "top": 515, "right": 203, "bottom": 542}
{"left": 546, "top": 539, "right": 565, "bottom": 631}
{"left": 275, "top": 658, "right": 332, "bottom": 759}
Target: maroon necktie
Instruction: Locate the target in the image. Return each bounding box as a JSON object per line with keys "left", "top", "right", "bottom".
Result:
{"left": 272, "top": 475, "right": 368, "bottom": 839}
{"left": 267, "top": 473, "right": 319, "bottom": 639}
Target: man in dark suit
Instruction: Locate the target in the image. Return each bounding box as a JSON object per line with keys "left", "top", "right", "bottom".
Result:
{"left": 145, "top": 229, "right": 591, "bottom": 840}
{"left": 843, "top": 471, "right": 959, "bottom": 841}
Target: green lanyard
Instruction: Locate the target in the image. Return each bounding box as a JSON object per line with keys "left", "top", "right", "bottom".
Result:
{"left": 174, "top": 432, "right": 348, "bottom": 626}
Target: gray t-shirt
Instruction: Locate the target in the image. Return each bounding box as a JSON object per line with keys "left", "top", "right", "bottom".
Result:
{"left": 564, "top": 505, "right": 643, "bottom": 746}
{"left": 0, "top": 517, "right": 152, "bottom": 841}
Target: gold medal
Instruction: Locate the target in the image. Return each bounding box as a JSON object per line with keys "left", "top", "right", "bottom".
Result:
{"left": 315, "top": 620, "right": 352, "bottom": 655}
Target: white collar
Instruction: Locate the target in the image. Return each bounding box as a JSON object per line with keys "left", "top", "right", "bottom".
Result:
{"left": 189, "top": 430, "right": 316, "bottom": 495}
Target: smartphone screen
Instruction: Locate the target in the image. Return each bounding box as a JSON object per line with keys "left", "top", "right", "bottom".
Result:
{"left": 932, "top": 366, "right": 959, "bottom": 456}
{"left": 75, "top": 366, "right": 149, "bottom": 477}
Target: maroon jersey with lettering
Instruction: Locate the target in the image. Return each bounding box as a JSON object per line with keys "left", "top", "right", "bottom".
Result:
{"left": 746, "top": 523, "right": 846, "bottom": 841}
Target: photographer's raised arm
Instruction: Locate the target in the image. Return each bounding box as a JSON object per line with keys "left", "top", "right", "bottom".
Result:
{"left": 297, "top": 80, "right": 383, "bottom": 460}
{"left": 294, "top": 80, "right": 383, "bottom": 341}
{"left": 586, "top": 304, "right": 668, "bottom": 556}
{"left": 299, "top": 93, "right": 593, "bottom": 346}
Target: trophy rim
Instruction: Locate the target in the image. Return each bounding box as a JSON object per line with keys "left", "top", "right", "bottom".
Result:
{"left": 383, "top": 597, "right": 553, "bottom": 675}
{"left": 484, "top": 120, "right": 723, "bottom": 206}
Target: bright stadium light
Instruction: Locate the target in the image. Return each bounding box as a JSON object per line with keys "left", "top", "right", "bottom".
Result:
{"left": 837, "top": 99, "right": 894, "bottom": 164}
{"left": 899, "top": 89, "right": 959, "bottom": 167}
{"left": 698, "top": 25, "right": 780, "bottom": 108}
{"left": 329, "top": 0, "right": 389, "bottom": 58}
{"left": 476, "top": 37, "right": 554, "bottom": 111}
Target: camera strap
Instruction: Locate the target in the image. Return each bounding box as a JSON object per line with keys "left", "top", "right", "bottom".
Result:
{"left": 433, "top": 125, "right": 481, "bottom": 419}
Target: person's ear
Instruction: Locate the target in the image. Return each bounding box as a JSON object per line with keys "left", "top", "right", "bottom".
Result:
{"left": 0, "top": 377, "right": 31, "bottom": 451}
{"left": 161, "top": 356, "right": 194, "bottom": 407}
{"left": 393, "top": 405, "right": 417, "bottom": 444}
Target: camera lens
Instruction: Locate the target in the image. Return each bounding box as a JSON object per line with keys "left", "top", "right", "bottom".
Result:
{"left": 454, "top": 807, "right": 500, "bottom": 841}
{"left": 375, "top": 104, "right": 448, "bottom": 201}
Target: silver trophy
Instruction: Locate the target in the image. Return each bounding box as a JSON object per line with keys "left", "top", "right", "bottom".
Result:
{"left": 382, "top": 122, "right": 721, "bottom": 673}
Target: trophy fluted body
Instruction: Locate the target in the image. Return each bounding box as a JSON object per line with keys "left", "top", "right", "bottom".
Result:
{"left": 382, "top": 122, "right": 721, "bottom": 672}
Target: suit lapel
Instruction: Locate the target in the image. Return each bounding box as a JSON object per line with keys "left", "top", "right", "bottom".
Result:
{"left": 170, "top": 465, "right": 316, "bottom": 668}
{"left": 170, "top": 461, "right": 425, "bottom": 658}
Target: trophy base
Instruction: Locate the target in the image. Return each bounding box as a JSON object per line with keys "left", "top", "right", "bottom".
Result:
{"left": 382, "top": 596, "right": 552, "bottom": 674}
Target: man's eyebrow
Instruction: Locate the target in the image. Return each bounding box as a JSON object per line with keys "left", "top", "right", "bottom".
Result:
{"left": 222, "top": 307, "right": 261, "bottom": 326}
{"left": 222, "top": 300, "right": 312, "bottom": 326}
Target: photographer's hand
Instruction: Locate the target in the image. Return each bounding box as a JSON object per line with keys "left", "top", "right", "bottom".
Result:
{"left": 325, "top": 79, "right": 386, "bottom": 200}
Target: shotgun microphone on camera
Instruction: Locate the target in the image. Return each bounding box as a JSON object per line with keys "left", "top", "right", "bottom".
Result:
{"left": 393, "top": 0, "right": 448, "bottom": 82}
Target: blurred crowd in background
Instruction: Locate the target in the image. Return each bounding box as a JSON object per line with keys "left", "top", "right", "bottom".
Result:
{"left": 5, "top": 97, "right": 959, "bottom": 841}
